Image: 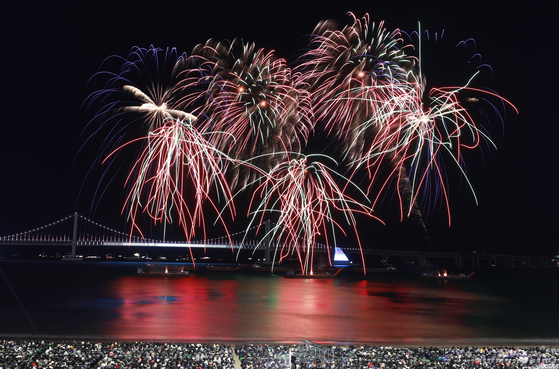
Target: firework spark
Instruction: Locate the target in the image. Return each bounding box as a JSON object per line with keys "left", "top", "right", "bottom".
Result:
{"left": 296, "top": 13, "right": 517, "bottom": 241}
{"left": 104, "top": 117, "right": 236, "bottom": 245}
{"left": 120, "top": 85, "right": 197, "bottom": 126}
{"left": 185, "top": 39, "right": 313, "bottom": 190}
{"left": 350, "top": 62, "right": 518, "bottom": 228}
{"left": 294, "top": 12, "right": 418, "bottom": 163}
{"left": 245, "top": 154, "right": 382, "bottom": 275}
{"left": 84, "top": 46, "right": 190, "bottom": 135}
{"left": 82, "top": 14, "right": 517, "bottom": 273}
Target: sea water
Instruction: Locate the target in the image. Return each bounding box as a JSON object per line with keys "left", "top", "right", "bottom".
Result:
{"left": 0, "top": 260, "right": 558, "bottom": 346}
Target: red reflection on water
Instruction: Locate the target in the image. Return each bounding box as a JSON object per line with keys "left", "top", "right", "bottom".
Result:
{"left": 104, "top": 275, "right": 239, "bottom": 341}
{"left": 267, "top": 278, "right": 482, "bottom": 343}
{"left": 99, "top": 274, "right": 485, "bottom": 343}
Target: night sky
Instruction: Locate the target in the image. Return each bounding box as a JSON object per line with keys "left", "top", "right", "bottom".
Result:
{"left": 1, "top": 0, "right": 556, "bottom": 256}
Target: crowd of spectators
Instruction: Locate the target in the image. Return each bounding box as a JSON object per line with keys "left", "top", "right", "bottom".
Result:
{"left": 1, "top": 341, "right": 559, "bottom": 369}
{"left": 236, "top": 343, "right": 559, "bottom": 369}
{"left": 0, "top": 341, "right": 236, "bottom": 369}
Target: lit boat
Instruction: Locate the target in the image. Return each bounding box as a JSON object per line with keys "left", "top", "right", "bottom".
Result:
{"left": 422, "top": 270, "right": 475, "bottom": 280}
{"left": 137, "top": 264, "right": 190, "bottom": 277}
{"left": 284, "top": 268, "right": 343, "bottom": 279}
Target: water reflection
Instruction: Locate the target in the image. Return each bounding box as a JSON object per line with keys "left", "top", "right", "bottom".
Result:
{"left": 106, "top": 275, "right": 240, "bottom": 341}
{"left": 103, "top": 274, "right": 486, "bottom": 343}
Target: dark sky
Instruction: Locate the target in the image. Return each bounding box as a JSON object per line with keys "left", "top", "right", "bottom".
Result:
{"left": 1, "top": 0, "right": 556, "bottom": 255}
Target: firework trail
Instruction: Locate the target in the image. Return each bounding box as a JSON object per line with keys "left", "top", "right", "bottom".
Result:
{"left": 120, "top": 85, "right": 197, "bottom": 127}
{"left": 84, "top": 46, "right": 239, "bottom": 245}
{"left": 350, "top": 46, "right": 518, "bottom": 228}
{"left": 294, "top": 12, "right": 418, "bottom": 163}
{"left": 104, "top": 117, "right": 236, "bottom": 245}
{"left": 82, "top": 14, "right": 517, "bottom": 272}
{"left": 81, "top": 46, "right": 191, "bottom": 214}
{"left": 294, "top": 13, "right": 432, "bottom": 243}
{"left": 245, "top": 153, "right": 382, "bottom": 275}
{"left": 296, "top": 13, "right": 517, "bottom": 243}
{"left": 84, "top": 46, "right": 190, "bottom": 137}
{"left": 184, "top": 39, "right": 313, "bottom": 190}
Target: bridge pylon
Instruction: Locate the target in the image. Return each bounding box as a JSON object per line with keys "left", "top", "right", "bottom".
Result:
{"left": 64, "top": 212, "right": 83, "bottom": 261}
{"left": 71, "top": 212, "right": 78, "bottom": 257}
{"left": 264, "top": 219, "right": 271, "bottom": 263}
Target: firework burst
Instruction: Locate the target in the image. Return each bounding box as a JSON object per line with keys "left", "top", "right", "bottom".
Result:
{"left": 82, "top": 14, "right": 517, "bottom": 273}
{"left": 246, "top": 153, "right": 382, "bottom": 275}
{"left": 295, "top": 12, "right": 418, "bottom": 163}
{"left": 81, "top": 46, "right": 194, "bottom": 216}
{"left": 294, "top": 13, "right": 431, "bottom": 244}
{"left": 186, "top": 39, "right": 313, "bottom": 190}
{"left": 354, "top": 80, "right": 517, "bottom": 226}
{"left": 104, "top": 117, "right": 236, "bottom": 243}
{"left": 84, "top": 46, "right": 190, "bottom": 136}
{"left": 296, "top": 14, "right": 517, "bottom": 241}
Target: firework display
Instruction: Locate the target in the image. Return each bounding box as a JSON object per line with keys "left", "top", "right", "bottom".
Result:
{"left": 245, "top": 154, "right": 381, "bottom": 275}
{"left": 182, "top": 39, "right": 313, "bottom": 190}
{"left": 103, "top": 117, "right": 235, "bottom": 244}
{"left": 84, "top": 13, "right": 516, "bottom": 273}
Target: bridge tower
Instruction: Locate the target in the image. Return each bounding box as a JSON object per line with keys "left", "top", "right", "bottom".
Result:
{"left": 71, "top": 212, "right": 78, "bottom": 258}
{"left": 264, "top": 219, "right": 271, "bottom": 263}
{"left": 65, "top": 212, "right": 83, "bottom": 261}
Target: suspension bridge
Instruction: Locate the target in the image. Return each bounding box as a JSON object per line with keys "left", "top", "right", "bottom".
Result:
{"left": 0, "top": 213, "right": 280, "bottom": 260}
{"left": 0, "top": 213, "right": 556, "bottom": 268}
{"left": 0, "top": 213, "right": 337, "bottom": 263}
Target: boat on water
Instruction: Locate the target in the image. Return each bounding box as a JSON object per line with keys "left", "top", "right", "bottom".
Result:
{"left": 422, "top": 270, "right": 475, "bottom": 280}
{"left": 137, "top": 264, "right": 190, "bottom": 277}
{"left": 284, "top": 267, "right": 343, "bottom": 279}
